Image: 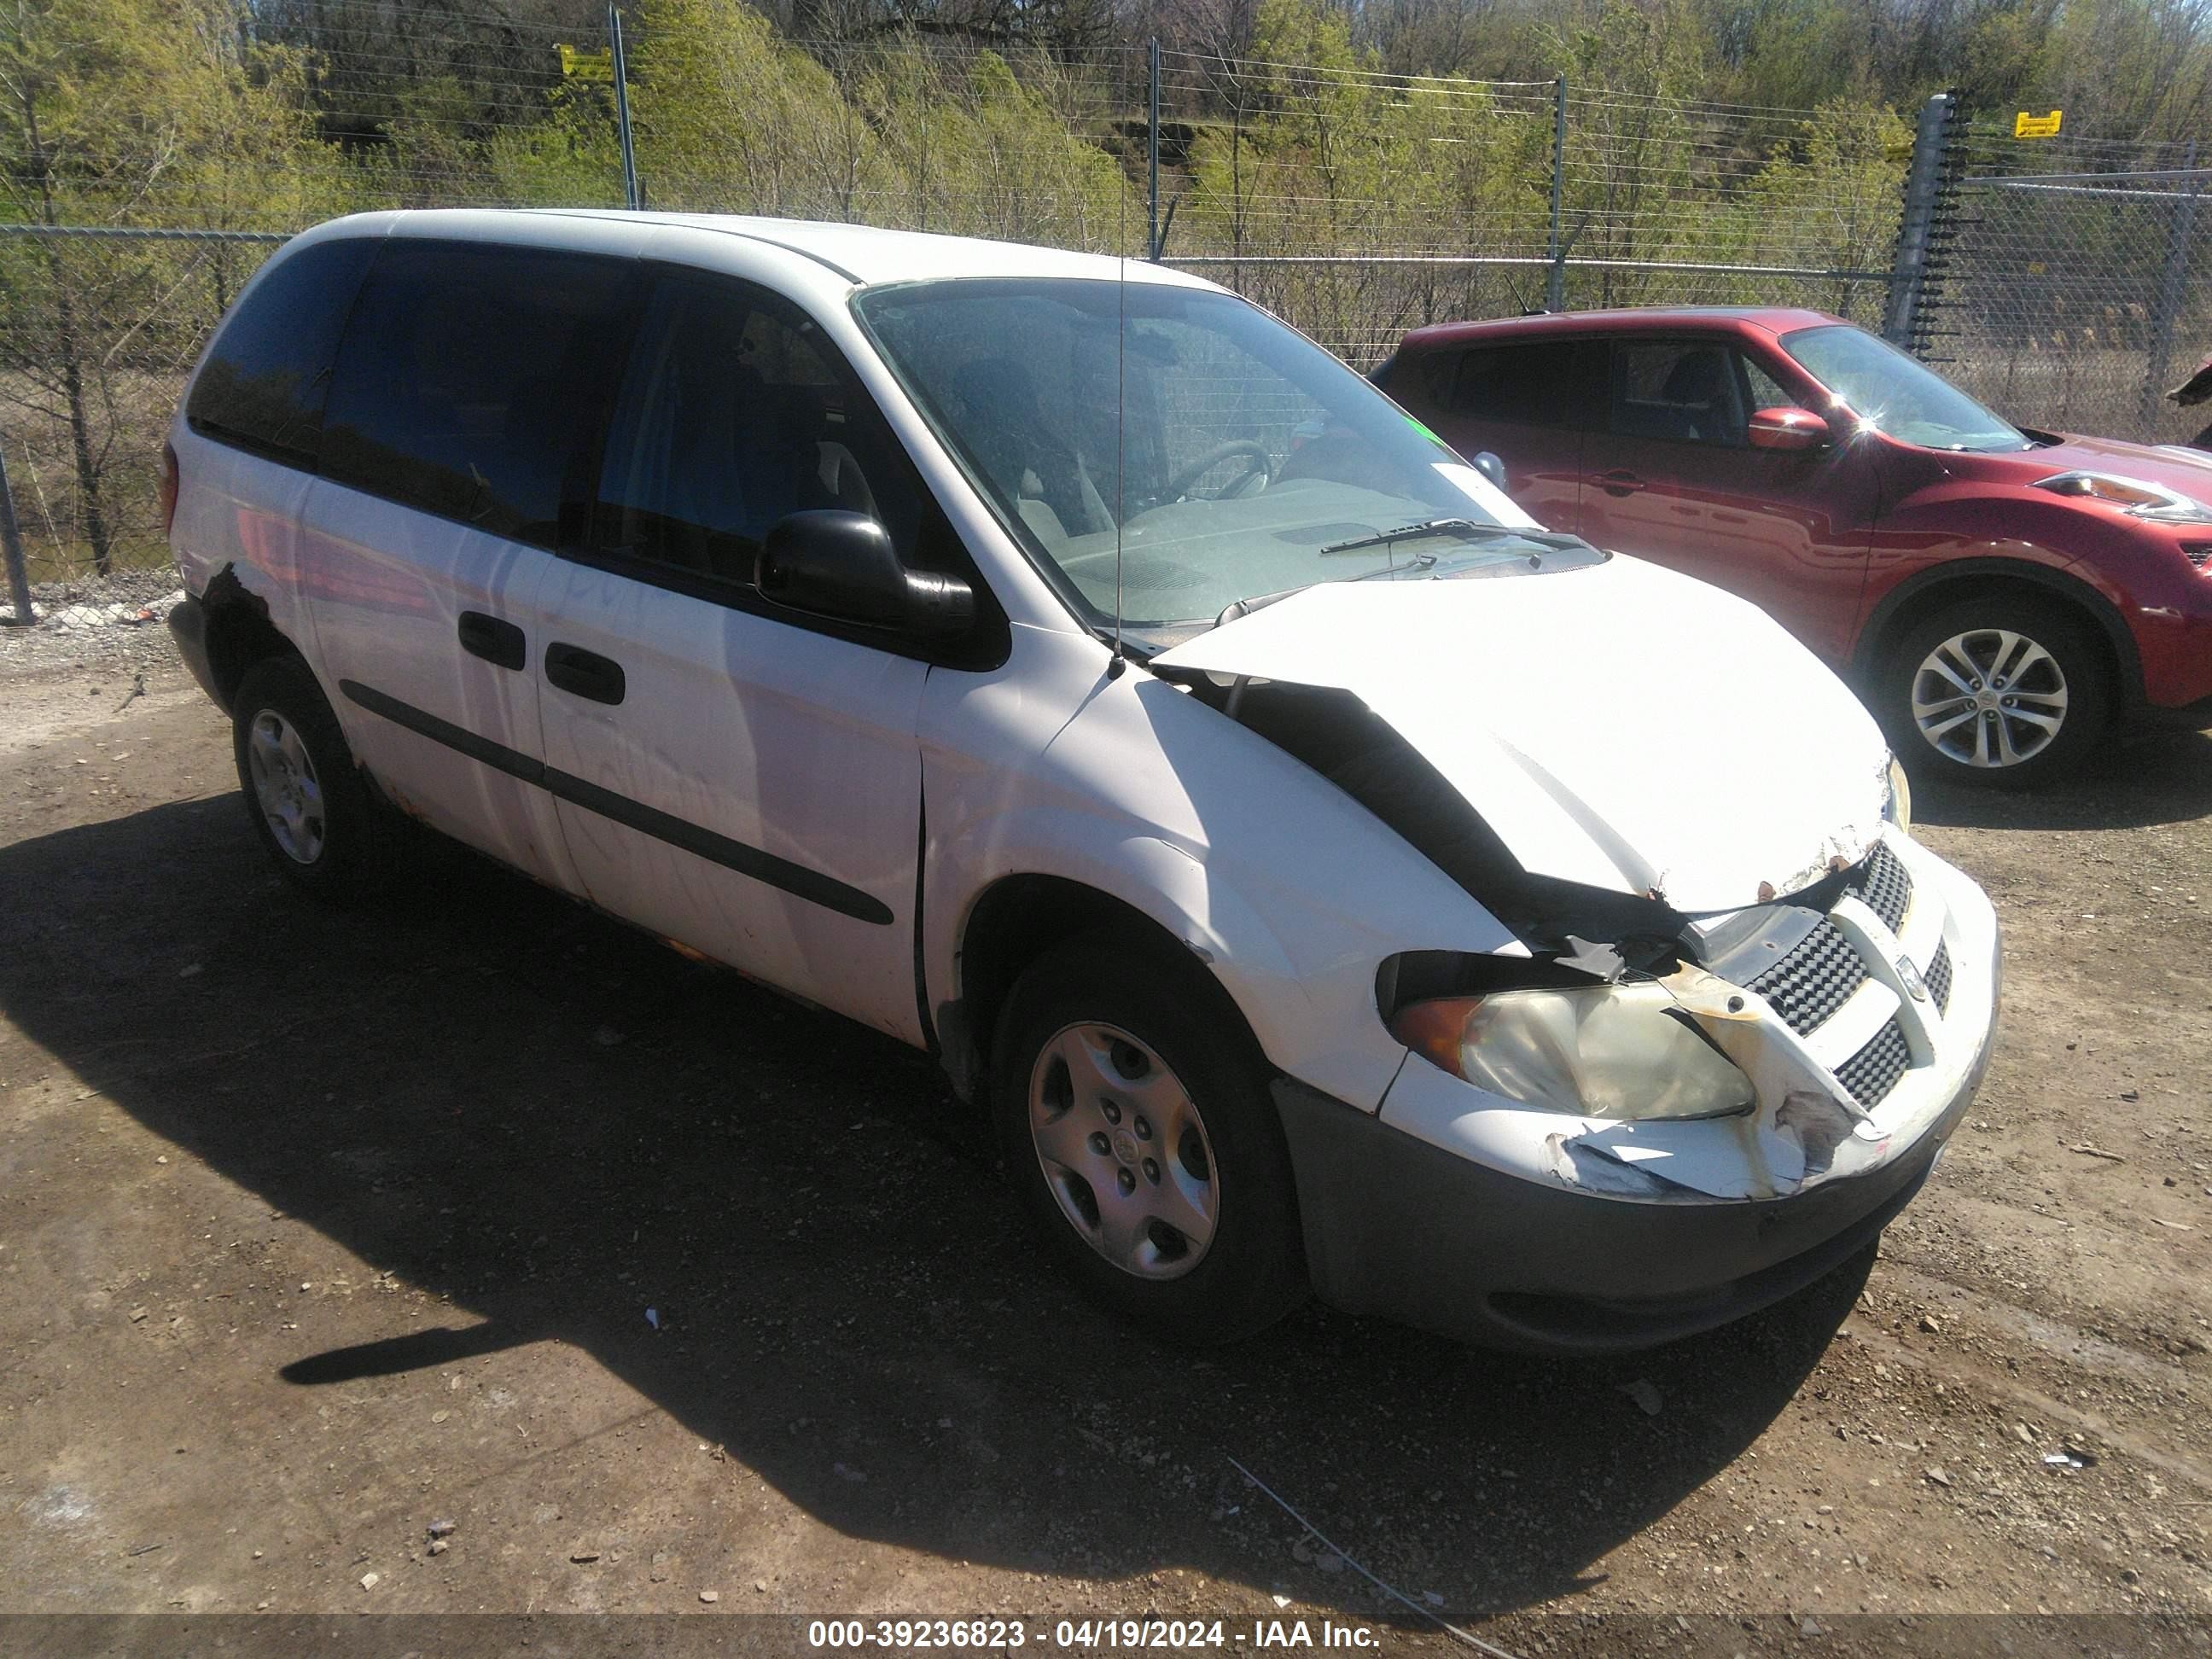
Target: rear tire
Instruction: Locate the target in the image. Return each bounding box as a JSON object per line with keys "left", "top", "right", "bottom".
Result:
{"left": 1879, "top": 594, "right": 2110, "bottom": 789}
{"left": 989, "top": 934, "right": 1308, "bottom": 1343}
{"left": 231, "top": 655, "right": 395, "bottom": 898}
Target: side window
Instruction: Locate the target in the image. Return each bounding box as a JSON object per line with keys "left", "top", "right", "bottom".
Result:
{"left": 1744, "top": 356, "right": 1794, "bottom": 411}
{"left": 185, "top": 237, "right": 376, "bottom": 464}
{"left": 593, "top": 276, "right": 919, "bottom": 589}
{"left": 1610, "top": 340, "right": 1752, "bottom": 447}
{"left": 1450, "top": 341, "right": 1589, "bottom": 429}
{"left": 318, "top": 242, "right": 633, "bottom": 548}
{"left": 1419, "top": 349, "right": 1461, "bottom": 406}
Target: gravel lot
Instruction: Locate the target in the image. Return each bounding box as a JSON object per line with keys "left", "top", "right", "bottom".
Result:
{"left": 2, "top": 638, "right": 2209, "bottom": 1656}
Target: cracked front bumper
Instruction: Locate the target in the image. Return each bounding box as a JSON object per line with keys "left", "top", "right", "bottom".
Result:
{"left": 1276, "top": 834, "right": 2000, "bottom": 1353}
{"left": 1278, "top": 1057, "right": 1977, "bottom": 1352}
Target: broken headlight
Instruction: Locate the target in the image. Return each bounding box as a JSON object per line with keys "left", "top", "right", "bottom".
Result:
{"left": 1392, "top": 984, "right": 1755, "bottom": 1121}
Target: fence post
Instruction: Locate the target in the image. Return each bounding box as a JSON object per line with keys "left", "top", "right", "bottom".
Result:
{"left": 2144, "top": 138, "right": 2200, "bottom": 434}
{"left": 1147, "top": 39, "right": 1162, "bottom": 261}
{"left": 1883, "top": 91, "right": 1957, "bottom": 349}
{"left": 609, "top": 3, "right": 642, "bottom": 212}
{"left": 1, "top": 443, "right": 32, "bottom": 628}
{"left": 1546, "top": 76, "right": 1567, "bottom": 311}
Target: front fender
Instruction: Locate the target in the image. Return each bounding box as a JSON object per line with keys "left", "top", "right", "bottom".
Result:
{"left": 1860, "top": 487, "right": 2162, "bottom": 700}
{"left": 920, "top": 626, "right": 1519, "bottom": 1112}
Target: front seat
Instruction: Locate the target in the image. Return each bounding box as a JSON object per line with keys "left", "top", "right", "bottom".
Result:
{"left": 946, "top": 356, "right": 1109, "bottom": 544}
{"left": 1660, "top": 349, "right": 1742, "bottom": 445}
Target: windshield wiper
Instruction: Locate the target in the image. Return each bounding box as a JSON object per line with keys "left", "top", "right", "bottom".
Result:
{"left": 1197, "top": 527, "right": 1592, "bottom": 636}
{"left": 1318, "top": 518, "right": 1591, "bottom": 556}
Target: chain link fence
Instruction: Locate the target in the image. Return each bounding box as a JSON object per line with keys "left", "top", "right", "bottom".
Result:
{"left": 1, "top": 9, "right": 2202, "bottom": 662}
{"left": 1924, "top": 125, "right": 2209, "bottom": 445}
{"left": 0, "top": 229, "right": 286, "bottom": 661}
{"left": 1153, "top": 66, "right": 1901, "bottom": 367}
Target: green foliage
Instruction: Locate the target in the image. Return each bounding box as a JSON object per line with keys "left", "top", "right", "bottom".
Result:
{"left": 1, "top": 0, "right": 2203, "bottom": 579}
{"left": 631, "top": 3, "right": 1134, "bottom": 243}
{"left": 0, "top": 0, "right": 327, "bottom": 573}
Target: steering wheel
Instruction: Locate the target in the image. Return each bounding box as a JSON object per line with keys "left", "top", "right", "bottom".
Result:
{"left": 1164, "top": 439, "right": 1272, "bottom": 502}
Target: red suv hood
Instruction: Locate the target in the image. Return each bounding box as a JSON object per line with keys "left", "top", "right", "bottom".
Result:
{"left": 1973, "top": 430, "right": 2212, "bottom": 498}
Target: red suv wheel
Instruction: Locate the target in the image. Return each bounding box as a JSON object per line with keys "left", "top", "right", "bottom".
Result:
{"left": 1881, "top": 595, "right": 2110, "bottom": 788}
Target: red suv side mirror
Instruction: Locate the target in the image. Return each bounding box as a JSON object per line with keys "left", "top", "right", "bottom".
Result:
{"left": 1748, "top": 407, "right": 1832, "bottom": 451}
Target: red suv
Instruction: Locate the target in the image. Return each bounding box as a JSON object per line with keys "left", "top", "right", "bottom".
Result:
{"left": 1375, "top": 309, "right": 2212, "bottom": 786}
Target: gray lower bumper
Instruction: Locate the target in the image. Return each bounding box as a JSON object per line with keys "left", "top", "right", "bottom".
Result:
{"left": 1273, "top": 1071, "right": 1974, "bottom": 1354}
{"left": 166, "top": 594, "right": 224, "bottom": 711}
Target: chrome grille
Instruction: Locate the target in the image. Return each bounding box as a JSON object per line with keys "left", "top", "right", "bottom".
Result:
{"left": 1925, "top": 941, "right": 1953, "bottom": 1014}
{"left": 1848, "top": 841, "right": 1912, "bottom": 933}
{"left": 1834, "top": 1017, "right": 1912, "bottom": 1109}
{"left": 1744, "top": 920, "right": 1869, "bottom": 1038}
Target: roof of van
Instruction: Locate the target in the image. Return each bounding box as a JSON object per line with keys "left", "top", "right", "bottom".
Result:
{"left": 317, "top": 208, "right": 1214, "bottom": 291}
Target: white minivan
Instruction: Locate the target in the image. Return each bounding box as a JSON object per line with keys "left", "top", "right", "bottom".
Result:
{"left": 166, "top": 210, "right": 2000, "bottom": 1352}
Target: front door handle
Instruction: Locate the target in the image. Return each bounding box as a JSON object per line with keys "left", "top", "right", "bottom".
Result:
{"left": 457, "top": 610, "right": 526, "bottom": 671}
{"left": 1592, "top": 469, "right": 1646, "bottom": 497}
{"left": 544, "top": 642, "right": 626, "bottom": 706}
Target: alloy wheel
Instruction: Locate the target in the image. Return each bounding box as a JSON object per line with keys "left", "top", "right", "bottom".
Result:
{"left": 1910, "top": 627, "right": 2069, "bottom": 769}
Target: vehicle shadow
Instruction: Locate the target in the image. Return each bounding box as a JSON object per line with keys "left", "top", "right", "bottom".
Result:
{"left": 0, "top": 795, "right": 1866, "bottom": 1621}
{"left": 1912, "top": 725, "right": 2212, "bottom": 832}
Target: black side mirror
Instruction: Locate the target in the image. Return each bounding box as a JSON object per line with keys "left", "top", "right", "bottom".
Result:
{"left": 756, "top": 510, "right": 974, "bottom": 638}
{"left": 1472, "top": 451, "right": 1509, "bottom": 492}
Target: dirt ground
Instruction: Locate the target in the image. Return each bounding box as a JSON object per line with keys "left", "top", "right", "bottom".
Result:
{"left": 3, "top": 637, "right": 2210, "bottom": 1656}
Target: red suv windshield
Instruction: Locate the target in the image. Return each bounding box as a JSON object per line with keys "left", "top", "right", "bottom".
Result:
{"left": 1781, "top": 325, "right": 2031, "bottom": 454}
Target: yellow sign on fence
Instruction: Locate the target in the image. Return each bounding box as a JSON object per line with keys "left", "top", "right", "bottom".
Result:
{"left": 2014, "top": 109, "right": 2063, "bottom": 138}
{"left": 559, "top": 44, "right": 614, "bottom": 82}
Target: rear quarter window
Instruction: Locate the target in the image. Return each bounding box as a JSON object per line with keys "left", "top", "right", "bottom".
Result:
{"left": 317, "top": 242, "right": 634, "bottom": 548}
{"left": 184, "top": 237, "right": 377, "bottom": 464}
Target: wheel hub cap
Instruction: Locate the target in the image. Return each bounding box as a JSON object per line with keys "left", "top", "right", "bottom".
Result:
{"left": 1910, "top": 627, "right": 2068, "bottom": 769}
{"left": 1027, "top": 1022, "right": 1219, "bottom": 1281}
{"left": 247, "top": 710, "right": 327, "bottom": 864}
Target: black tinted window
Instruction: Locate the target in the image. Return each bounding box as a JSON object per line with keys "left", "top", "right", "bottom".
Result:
{"left": 1450, "top": 341, "right": 1588, "bottom": 428}
{"left": 320, "top": 242, "right": 633, "bottom": 547}
{"left": 185, "top": 237, "right": 375, "bottom": 463}
{"left": 1610, "top": 340, "right": 1751, "bottom": 446}
{"left": 595, "top": 276, "right": 917, "bottom": 587}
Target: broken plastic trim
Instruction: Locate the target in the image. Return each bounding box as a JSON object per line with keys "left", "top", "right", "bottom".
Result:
{"left": 1376, "top": 949, "right": 1608, "bottom": 1026}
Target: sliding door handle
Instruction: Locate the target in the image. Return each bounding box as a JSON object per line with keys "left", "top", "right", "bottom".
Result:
{"left": 457, "top": 611, "right": 526, "bottom": 671}
{"left": 544, "top": 642, "right": 626, "bottom": 706}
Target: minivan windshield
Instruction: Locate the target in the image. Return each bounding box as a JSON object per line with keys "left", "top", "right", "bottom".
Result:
{"left": 854, "top": 277, "right": 1589, "bottom": 644}
{"left": 1780, "top": 324, "right": 2030, "bottom": 453}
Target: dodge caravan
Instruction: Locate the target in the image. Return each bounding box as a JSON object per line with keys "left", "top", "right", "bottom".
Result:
{"left": 166, "top": 212, "right": 2000, "bottom": 1352}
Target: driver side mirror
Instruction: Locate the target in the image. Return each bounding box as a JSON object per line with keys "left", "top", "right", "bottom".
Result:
{"left": 1471, "top": 451, "right": 1509, "bottom": 492}
{"left": 1748, "top": 406, "right": 1832, "bottom": 452}
{"left": 756, "top": 510, "right": 975, "bottom": 638}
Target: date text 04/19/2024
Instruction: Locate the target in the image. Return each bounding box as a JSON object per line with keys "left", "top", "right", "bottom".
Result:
{"left": 805, "top": 1619, "right": 1382, "bottom": 1650}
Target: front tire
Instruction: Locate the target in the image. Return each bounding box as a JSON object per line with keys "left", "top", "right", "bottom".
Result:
{"left": 989, "top": 935, "right": 1307, "bottom": 1343}
{"left": 230, "top": 655, "right": 394, "bottom": 897}
{"left": 1881, "top": 595, "right": 2110, "bottom": 789}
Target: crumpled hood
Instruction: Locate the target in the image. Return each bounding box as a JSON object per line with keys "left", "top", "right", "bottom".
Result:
{"left": 1151, "top": 554, "right": 1890, "bottom": 913}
